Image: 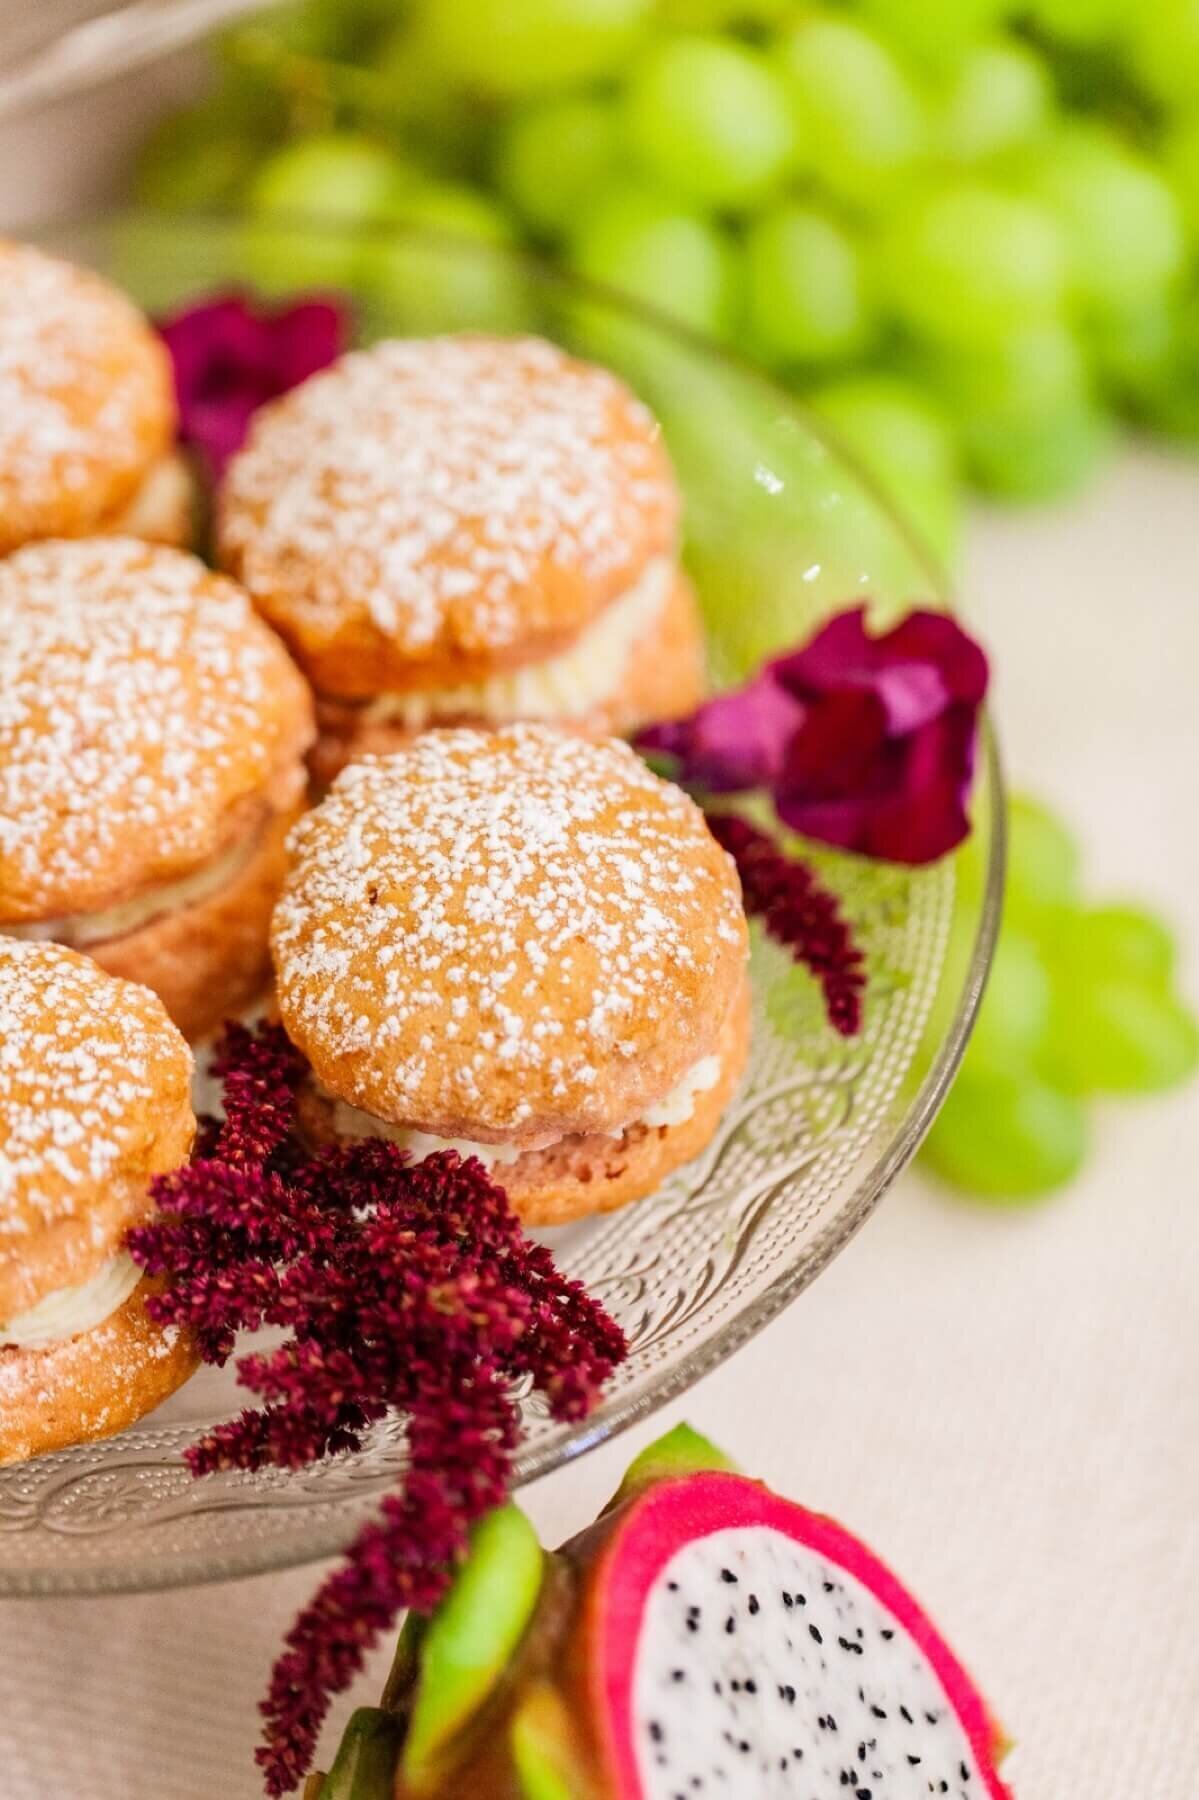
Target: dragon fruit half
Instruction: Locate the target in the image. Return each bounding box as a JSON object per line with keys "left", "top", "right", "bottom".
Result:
{"left": 309, "top": 1426, "right": 1012, "bottom": 1800}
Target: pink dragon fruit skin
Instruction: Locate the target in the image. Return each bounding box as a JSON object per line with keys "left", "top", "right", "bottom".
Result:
{"left": 312, "top": 1428, "right": 1014, "bottom": 1800}
{"left": 577, "top": 1469, "right": 1013, "bottom": 1800}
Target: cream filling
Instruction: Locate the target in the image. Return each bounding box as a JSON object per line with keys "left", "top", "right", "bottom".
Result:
{"left": 321, "top": 1049, "right": 723, "bottom": 1167}
{"left": 356, "top": 556, "right": 673, "bottom": 729}
{"left": 1, "top": 829, "right": 258, "bottom": 948}
{"left": 0, "top": 1252, "right": 141, "bottom": 1350}
{"left": 104, "top": 449, "right": 195, "bottom": 545}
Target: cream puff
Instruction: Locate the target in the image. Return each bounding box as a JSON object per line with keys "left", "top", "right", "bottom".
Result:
{"left": 272, "top": 724, "right": 750, "bottom": 1226}
{"left": 0, "top": 537, "right": 315, "bottom": 1041}
{"left": 0, "top": 938, "right": 198, "bottom": 1464}
{"left": 217, "top": 334, "right": 705, "bottom": 782}
{"left": 0, "top": 238, "right": 191, "bottom": 555}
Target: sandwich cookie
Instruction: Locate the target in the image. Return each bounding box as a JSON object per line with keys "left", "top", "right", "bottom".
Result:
{"left": 0, "top": 939, "right": 197, "bottom": 1464}
{"left": 0, "top": 537, "right": 315, "bottom": 1040}
{"left": 217, "top": 334, "right": 705, "bottom": 782}
{"left": 0, "top": 238, "right": 191, "bottom": 555}
{"left": 272, "top": 724, "right": 750, "bottom": 1226}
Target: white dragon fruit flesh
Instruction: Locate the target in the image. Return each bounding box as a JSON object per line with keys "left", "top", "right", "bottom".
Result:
{"left": 587, "top": 1470, "right": 1012, "bottom": 1799}
{"left": 314, "top": 1428, "right": 1013, "bottom": 1800}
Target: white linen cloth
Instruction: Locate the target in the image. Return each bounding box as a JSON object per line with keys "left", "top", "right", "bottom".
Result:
{"left": 0, "top": 451, "right": 1195, "bottom": 1796}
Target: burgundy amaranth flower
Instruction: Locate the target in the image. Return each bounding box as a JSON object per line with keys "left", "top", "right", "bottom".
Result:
{"left": 158, "top": 292, "right": 348, "bottom": 476}
{"left": 708, "top": 813, "right": 866, "bottom": 1037}
{"left": 640, "top": 605, "right": 988, "bottom": 866}
{"left": 128, "top": 1024, "right": 625, "bottom": 1796}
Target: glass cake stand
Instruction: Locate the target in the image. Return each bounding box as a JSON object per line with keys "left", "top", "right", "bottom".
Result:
{"left": 0, "top": 216, "right": 1003, "bottom": 1595}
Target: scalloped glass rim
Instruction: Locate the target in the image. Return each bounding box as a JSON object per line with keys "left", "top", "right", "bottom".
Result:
{"left": 0, "top": 213, "right": 1004, "bottom": 1596}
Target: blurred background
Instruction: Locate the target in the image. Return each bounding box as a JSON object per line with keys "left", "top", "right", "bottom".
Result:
{"left": 0, "top": 3, "right": 1195, "bottom": 1795}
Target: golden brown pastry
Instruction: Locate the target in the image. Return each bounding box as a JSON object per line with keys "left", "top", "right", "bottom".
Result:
{"left": 0, "top": 939, "right": 198, "bottom": 1464}
{"left": 272, "top": 725, "right": 749, "bottom": 1225}
{"left": 0, "top": 537, "right": 315, "bottom": 1040}
{"left": 218, "top": 335, "right": 704, "bottom": 777}
{"left": 0, "top": 238, "right": 184, "bottom": 555}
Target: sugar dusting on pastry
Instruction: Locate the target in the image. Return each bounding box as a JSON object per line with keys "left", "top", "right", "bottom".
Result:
{"left": 273, "top": 724, "right": 747, "bottom": 1138}
{"left": 0, "top": 537, "right": 312, "bottom": 918}
{"left": 0, "top": 239, "right": 175, "bottom": 553}
{"left": 0, "top": 939, "right": 193, "bottom": 1240}
{"left": 220, "top": 334, "right": 679, "bottom": 671}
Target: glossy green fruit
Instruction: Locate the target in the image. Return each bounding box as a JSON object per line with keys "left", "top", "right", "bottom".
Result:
{"left": 361, "top": 182, "right": 529, "bottom": 334}
{"left": 401, "top": 1504, "right": 544, "bottom": 1783}
{"left": 317, "top": 1708, "right": 403, "bottom": 1799}
{"left": 495, "top": 97, "right": 619, "bottom": 239}
{"left": 1041, "top": 902, "right": 1177, "bottom": 990}
{"left": 1043, "top": 981, "right": 1199, "bottom": 1094}
{"left": 613, "top": 1424, "right": 736, "bottom": 1506}
{"left": 1020, "top": 126, "right": 1187, "bottom": 315}
{"left": 922, "top": 1069, "right": 1088, "bottom": 1199}
{"left": 962, "top": 393, "right": 1113, "bottom": 501}
{"left": 880, "top": 181, "right": 1069, "bottom": 348}
{"left": 936, "top": 36, "right": 1053, "bottom": 163}
{"left": 570, "top": 186, "right": 741, "bottom": 339}
{"left": 745, "top": 204, "right": 873, "bottom": 365}
{"left": 241, "top": 134, "right": 414, "bottom": 293}
{"left": 1005, "top": 793, "right": 1082, "bottom": 920}
{"left": 967, "top": 929, "right": 1053, "bottom": 1072}
{"left": 776, "top": 17, "right": 926, "bottom": 208}
{"left": 808, "top": 374, "right": 961, "bottom": 567}
{"left": 622, "top": 36, "right": 798, "bottom": 208}
{"left": 416, "top": 0, "right": 651, "bottom": 96}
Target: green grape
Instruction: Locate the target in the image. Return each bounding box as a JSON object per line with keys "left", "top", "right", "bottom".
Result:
{"left": 1024, "top": 0, "right": 1124, "bottom": 43}
{"left": 415, "top": 0, "right": 651, "bottom": 97}
{"left": 373, "top": 22, "right": 490, "bottom": 173}
{"left": 774, "top": 18, "right": 926, "bottom": 210}
{"left": 967, "top": 929, "right": 1053, "bottom": 1072}
{"left": 1130, "top": 0, "right": 1199, "bottom": 104}
{"left": 1041, "top": 903, "right": 1177, "bottom": 990}
{"left": 963, "top": 393, "right": 1112, "bottom": 499}
{"left": 744, "top": 205, "right": 872, "bottom": 365}
{"left": 807, "top": 374, "right": 961, "bottom": 568}
{"left": 879, "top": 180, "right": 1069, "bottom": 348}
{"left": 936, "top": 37, "right": 1054, "bottom": 163}
{"left": 912, "top": 321, "right": 1088, "bottom": 422}
{"left": 622, "top": 37, "right": 798, "bottom": 209}
{"left": 657, "top": 0, "right": 790, "bottom": 25}
{"left": 1006, "top": 792, "right": 1082, "bottom": 921}
{"left": 1088, "top": 295, "right": 1175, "bottom": 394}
{"left": 220, "top": 0, "right": 359, "bottom": 60}
{"left": 1019, "top": 126, "right": 1187, "bottom": 316}
{"left": 910, "top": 323, "right": 1105, "bottom": 499}
{"left": 569, "top": 187, "right": 741, "bottom": 340}
{"left": 134, "top": 104, "right": 262, "bottom": 211}
{"left": 1122, "top": 286, "right": 1199, "bottom": 441}
{"left": 363, "top": 183, "right": 530, "bottom": 335}
{"left": 857, "top": 0, "right": 1008, "bottom": 72}
{"left": 494, "top": 97, "right": 620, "bottom": 239}
{"left": 922, "top": 1068, "right": 1088, "bottom": 1200}
{"left": 1163, "top": 115, "right": 1199, "bottom": 232}
{"left": 242, "top": 134, "right": 416, "bottom": 293}
{"left": 1043, "top": 980, "right": 1199, "bottom": 1094}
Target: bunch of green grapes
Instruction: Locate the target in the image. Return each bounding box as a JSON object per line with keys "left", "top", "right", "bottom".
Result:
{"left": 135, "top": 0, "right": 1199, "bottom": 552}
{"left": 920, "top": 794, "right": 1197, "bottom": 1201}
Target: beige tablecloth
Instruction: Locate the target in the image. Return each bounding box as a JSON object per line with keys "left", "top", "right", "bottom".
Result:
{"left": 1, "top": 452, "right": 1196, "bottom": 1796}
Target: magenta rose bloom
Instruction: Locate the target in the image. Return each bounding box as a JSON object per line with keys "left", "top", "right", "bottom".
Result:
{"left": 158, "top": 292, "right": 348, "bottom": 476}
{"left": 639, "top": 605, "right": 988, "bottom": 865}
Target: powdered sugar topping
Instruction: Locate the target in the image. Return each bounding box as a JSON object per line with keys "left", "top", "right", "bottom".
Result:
{"left": 0, "top": 538, "right": 304, "bottom": 916}
{"left": 273, "top": 725, "right": 746, "bottom": 1133}
{"left": 0, "top": 939, "right": 192, "bottom": 1238}
{"left": 0, "top": 240, "right": 170, "bottom": 548}
{"left": 219, "top": 335, "right": 678, "bottom": 668}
